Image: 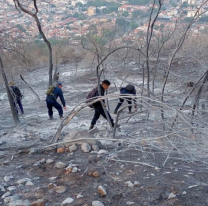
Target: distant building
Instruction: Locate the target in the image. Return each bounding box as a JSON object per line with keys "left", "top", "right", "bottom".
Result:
{"left": 181, "top": 0, "right": 196, "bottom": 4}
{"left": 87, "top": 7, "right": 96, "bottom": 16}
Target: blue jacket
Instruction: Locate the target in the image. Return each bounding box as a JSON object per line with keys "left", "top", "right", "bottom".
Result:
{"left": 46, "top": 87, "right": 66, "bottom": 107}
{"left": 120, "top": 87, "right": 136, "bottom": 95}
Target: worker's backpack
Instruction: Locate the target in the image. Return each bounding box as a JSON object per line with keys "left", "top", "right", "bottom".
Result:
{"left": 46, "top": 86, "right": 56, "bottom": 96}
{"left": 86, "top": 88, "right": 98, "bottom": 107}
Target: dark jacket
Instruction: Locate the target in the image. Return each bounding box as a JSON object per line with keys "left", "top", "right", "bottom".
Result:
{"left": 46, "top": 86, "right": 66, "bottom": 107}
{"left": 92, "top": 85, "right": 105, "bottom": 107}
{"left": 10, "top": 86, "right": 23, "bottom": 100}
{"left": 120, "top": 87, "right": 136, "bottom": 95}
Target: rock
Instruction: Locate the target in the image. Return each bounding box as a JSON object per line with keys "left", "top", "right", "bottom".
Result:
{"left": 54, "top": 186, "right": 66, "bottom": 194}
{"left": 77, "top": 194, "right": 84, "bottom": 199}
{"left": 125, "top": 181, "right": 134, "bottom": 188}
{"left": 0, "top": 185, "right": 5, "bottom": 192}
{"left": 81, "top": 143, "right": 91, "bottom": 153}
{"left": 168, "top": 193, "right": 177, "bottom": 199}
{"left": 62, "top": 198, "right": 74, "bottom": 205}
{"left": 2, "top": 191, "right": 11, "bottom": 199}
{"left": 31, "top": 198, "right": 46, "bottom": 206}
{"left": 92, "top": 201, "right": 104, "bottom": 206}
{"left": 40, "top": 158, "right": 46, "bottom": 164}
{"left": 11, "top": 199, "right": 30, "bottom": 206}
{"left": 54, "top": 162, "right": 66, "bottom": 169}
{"left": 29, "top": 148, "right": 43, "bottom": 154}
{"left": 57, "top": 148, "right": 65, "bottom": 153}
{"left": 134, "top": 181, "right": 140, "bottom": 186}
{"left": 126, "top": 202, "right": 135, "bottom": 205}
{"left": 46, "top": 159, "right": 54, "bottom": 164}
{"left": 98, "top": 149, "right": 108, "bottom": 155}
{"left": 16, "top": 178, "right": 31, "bottom": 185}
{"left": 48, "top": 183, "right": 56, "bottom": 190}
{"left": 63, "top": 130, "right": 102, "bottom": 147}
{"left": 92, "top": 171, "right": 100, "bottom": 178}
{"left": 72, "top": 167, "right": 78, "bottom": 173}
{"left": 69, "top": 144, "right": 77, "bottom": 152}
{"left": 65, "top": 166, "right": 73, "bottom": 174}
{"left": 25, "top": 181, "right": 34, "bottom": 186}
{"left": 182, "top": 191, "right": 187, "bottom": 195}
{"left": 4, "top": 194, "right": 19, "bottom": 203}
{"left": 92, "top": 145, "right": 99, "bottom": 151}
{"left": 98, "top": 186, "right": 107, "bottom": 197}
{"left": 4, "top": 176, "right": 13, "bottom": 182}
{"left": 49, "top": 177, "right": 57, "bottom": 181}
{"left": 7, "top": 186, "right": 16, "bottom": 191}
{"left": 0, "top": 140, "right": 6, "bottom": 146}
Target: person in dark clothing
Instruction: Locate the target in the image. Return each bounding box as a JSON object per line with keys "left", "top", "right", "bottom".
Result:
{"left": 46, "top": 82, "right": 66, "bottom": 120}
{"left": 89, "top": 80, "right": 115, "bottom": 130}
{"left": 114, "top": 85, "right": 137, "bottom": 114}
{"left": 9, "top": 81, "right": 24, "bottom": 114}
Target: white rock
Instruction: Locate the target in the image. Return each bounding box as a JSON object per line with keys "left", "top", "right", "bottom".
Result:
{"left": 182, "top": 191, "right": 187, "bottom": 195}
{"left": 4, "top": 176, "right": 13, "bottom": 182}
{"left": 11, "top": 199, "right": 30, "bottom": 206}
{"left": 81, "top": 142, "right": 91, "bottom": 153}
{"left": 40, "top": 158, "right": 46, "bottom": 164}
{"left": 46, "top": 159, "right": 54, "bottom": 164}
{"left": 77, "top": 194, "right": 84, "bottom": 199}
{"left": 49, "top": 177, "right": 57, "bottom": 181}
{"left": 69, "top": 144, "right": 77, "bottom": 152}
{"left": 125, "top": 181, "right": 134, "bottom": 188}
{"left": 54, "top": 162, "right": 66, "bottom": 169}
{"left": 72, "top": 167, "right": 78, "bottom": 173}
{"left": 98, "top": 149, "right": 108, "bottom": 154}
{"left": 16, "top": 178, "right": 31, "bottom": 185}
{"left": 92, "top": 201, "right": 104, "bottom": 206}
{"left": 4, "top": 194, "right": 19, "bottom": 203}
{"left": 2, "top": 191, "right": 11, "bottom": 199}
{"left": 134, "top": 181, "right": 140, "bottom": 186}
{"left": 92, "top": 145, "right": 100, "bottom": 151}
{"left": 168, "top": 193, "right": 176, "bottom": 199}
{"left": 7, "top": 186, "right": 16, "bottom": 191}
{"left": 54, "top": 186, "right": 66, "bottom": 194}
{"left": 25, "top": 181, "right": 34, "bottom": 186}
{"left": 0, "top": 185, "right": 5, "bottom": 192}
{"left": 126, "top": 201, "right": 135, "bottom": 205}
{"left": 62, "top": 197, "right": 74, "bottom": 205}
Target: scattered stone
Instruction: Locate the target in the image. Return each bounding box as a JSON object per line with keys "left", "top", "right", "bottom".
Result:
{"left": 98, "top": 186, "right": 107, "bottom": 197}
{"left": 57, "top": 147, "right": 65, "bottom": 153}
{"left": 72, "top": 167, "right": 78, "bottom": 173}
{"left": 126, "top": 201, "right": 135, "bottom": 205}
{"left": 16, "top": 178, "right": 31, "bottom": 185}
{"left": 7, "top": 186, "right": 16, "bottom": 191}
{"left": 92, "top": 171, "right": 100, "bottom": 178}
{"left": 81, "top": 143, "right": 91, "bottom": 153}
{"left": 188, "top": 185, "right": 198, "bottom": 189}
{"left": 62, "top": 197, "right": 74, "bottom": 205}
{"left": 49, "top": 177, "right": 57, "bottom": 181}
{"left": 29, "top": 148, "right": 43, "bottom": 154}
{"left": 54, "top": 162, "right": 66, "bottom": 169}
{"left": 92, "top": 201, "right": 104, "bottom": 206}
{"left": 40, "top": 158, "right": 46, "bottom": 164}
{"left": 0, "top": 185, "right": 5, "bottom": 192}
{"left": 4, "top": 176, "right": 13, "bottom": 182}
{"left": 97, "top": 149, "right": 108, "bottom": 155}
{"left": 65, "top": 166, "right": 73, "bottom": 174}
{"left": 125, "top": 181, "right": 134, "bottom": 188}
{"left": 4, "top": 194, "right": 19, "bottom": 203}
{"left": 0, "top": 140, "right": 6, "bottom": 146}
{"left": 54, "top": 186, "right": 66, "bottom": 194}
{"left": 2, "top": 191, "right": 11, "bottom": 199}
{"left": 11, "top": 199, "right": 30, "bottom": 206}
{"left": 31, "top": 198, "right": 46, "bottom": 206}
{"left": 25, "top": 181, "right": 34, "bottom": 186}
{"left": 134, "top": 181, "right": 140, "bottom": 187}
{"left": 182, "top": 191, "right": 187, "bottom": 195}
{"left": 48, "top": 183, "right": 56, "bottom": 190}
{"left": 168, "top": 193, "right": 177, "bottom": 199}
{"left": 46, "top": 159, "right": 54, "bottom": 164}
{"left": 92, "top": 145, "right": 99, "bottom": 151}
{"left": 77, "top": 194, "right": 84, "bottom": 199}
{"left": 69, "top": 144, "right": 77, "bottom": 152}
{"left": 65, "top": 147, "right": 69, "bottom": 152}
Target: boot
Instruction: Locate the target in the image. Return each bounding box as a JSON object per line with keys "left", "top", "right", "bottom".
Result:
{"left": 60, "top": 115, "right": 64, "bottom": 120}
{"left": 48, "top": 116, "right": 53, "bottom": 120}
{"left": 89, "top": 124, "right": 94, "bottom": 130}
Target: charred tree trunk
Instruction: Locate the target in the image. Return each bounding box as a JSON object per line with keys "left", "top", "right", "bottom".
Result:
{"left": 0, "top": 56, "right": 20, "bottom": 125}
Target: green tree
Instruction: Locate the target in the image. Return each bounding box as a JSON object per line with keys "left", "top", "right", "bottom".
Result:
{"left": 122, "top": 11, "right": 129, "bottom": 17}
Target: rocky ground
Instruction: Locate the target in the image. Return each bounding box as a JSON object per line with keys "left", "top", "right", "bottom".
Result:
{"left": 1, "top": 64, "right": 208, "bottom": 206}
